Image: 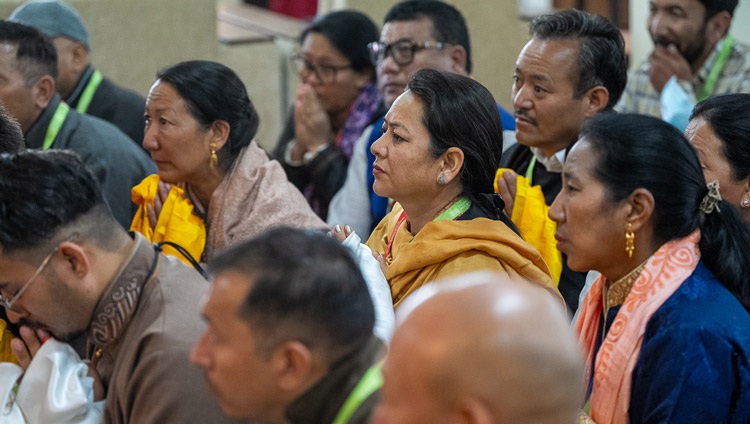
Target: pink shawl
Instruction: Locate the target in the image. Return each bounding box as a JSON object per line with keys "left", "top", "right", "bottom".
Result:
{"left": 203, "top": 141, "right": 328, "bottom": 260}
{"left": 575, "top": 230, "right": 701, "bottom": 424}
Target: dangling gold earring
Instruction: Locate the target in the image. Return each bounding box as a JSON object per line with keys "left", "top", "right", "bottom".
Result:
{"left": 625, "top": 222, "right": 635, "bottom": 259}
{"left": 209, "top": 142, "right": 218, "bottom": 170}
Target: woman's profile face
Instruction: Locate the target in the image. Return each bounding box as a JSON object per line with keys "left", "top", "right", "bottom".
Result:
{"left": 299, "top": 32, "right": 372, "bottom": 116}
{"left": 549, "top": 140, "right": 629, "bottom": 274}
{"left": 370, "top": 90, "right": 444, "bottom": 205}
{"left": 686, "top": 117, "right": 749, "bottom": 214}
{"left": 143, "top": 80, "right": 215, "bottom": 185}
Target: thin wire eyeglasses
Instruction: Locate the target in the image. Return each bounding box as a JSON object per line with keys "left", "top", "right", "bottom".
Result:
{"left": 367, "top": 39, "right": 449, "bottom": 66}
{"left": 291, "top": 54, "right": 353, "bottom": 84}
{"left": 0, "top": 245, "right": 59, "bottom": 312}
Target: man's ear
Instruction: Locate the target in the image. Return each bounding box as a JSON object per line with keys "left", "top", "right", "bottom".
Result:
{"left": 706, "top": 11, "right": 732, "bottom": 45}
{"left": 272, "top": 340, "right": 316, "bottom": 392}
{"left": 583, "top": 86, "right": 610, "bottom": 117}
{"left": 70, "top": 42, "right": 90, "bottom": 74}
{"left": 447, "top": 45, "right": 468, "bottom": 75}
{"left": 57, "top": 241, "right": 90, "bottom": 280}
{"left": 32, "top": 75, "right": 56, "bottom": 110}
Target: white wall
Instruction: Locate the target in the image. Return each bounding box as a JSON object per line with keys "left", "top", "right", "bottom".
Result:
{"left": 629, "top": 1, "right": 750, "bottom": 69}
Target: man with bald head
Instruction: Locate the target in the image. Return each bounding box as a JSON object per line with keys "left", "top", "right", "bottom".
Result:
{"left": 373, "top": 271, "right": 584, "bottom": 424}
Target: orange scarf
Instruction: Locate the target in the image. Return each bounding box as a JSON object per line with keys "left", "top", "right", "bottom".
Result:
{"left": 576, "top": 230, "right": 700, "bottom": 424}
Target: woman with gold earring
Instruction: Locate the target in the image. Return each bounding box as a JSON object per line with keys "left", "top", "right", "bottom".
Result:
{"left": 686, "top": 93, "right": 750, "bottom": 225}
{"left": 133, "top": 60, "right": 326, "bottom": 263}
{"left": 365, "top": 69, "right": 558, "bottom": 308}
{"left": 549, "top": 113, "right": 750, "bottom": 423}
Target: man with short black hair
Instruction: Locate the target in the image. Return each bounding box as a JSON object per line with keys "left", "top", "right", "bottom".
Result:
{"left": 617, "top": 0, "right": 750, "bottom": 130}
{"left": 0, "top": 20, "right": 155, "bottom": 229}
{"left": 192, "top": 226, "right": 382, "bottom": 424}
{"left": 497, "top": 10, "right": 628, "bottom": 315}
{"left": 9, "top": 0, "right": 147, "bottom": 143}
{"left": 0, "top": 149, "right": 233, "bottom": 423}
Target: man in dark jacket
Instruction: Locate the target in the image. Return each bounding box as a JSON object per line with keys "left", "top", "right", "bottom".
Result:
{"left": 9, "top": 0, "right": 146, "bottom": 145}
{"left": 0, "top": 20, "right": 155, "bottom": 229}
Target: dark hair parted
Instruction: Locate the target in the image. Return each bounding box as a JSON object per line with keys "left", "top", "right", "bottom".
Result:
{"left": 581, "top": 112, "right": 750, "bottom": 310}
{"left": 209, "top": 227, "right": 375, "bottom": 358}
{"left": 529, "top": 9, "right": 626, "bottom": 110}
{"left": 406, "top": 68, "right": 502, "bottom": 198}
{"left": 301, "top": 10, "right": 378, "bottom": 76}
{"left": 384, "top": 0, "right": 472, "bottom": 73}
{"left": 156, "top": 60, "right": 260, "bottom": 171}
{"left": 698, "top": 0, "right": 738, "bottom": 18}
{"left": 0, "top": 150, "right": 118, "bottom": 257}
{"left": 0, "top": 105, "right": 24, "bottom": 154}
{"left": 0, "top": 20, "right": 57, "bottom": 85}
{"left": 690, "top": 94, "right": 750, "bottom": 183}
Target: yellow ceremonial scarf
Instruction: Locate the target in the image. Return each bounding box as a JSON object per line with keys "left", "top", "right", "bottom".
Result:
{"left": 130, "top": 174, "right": 206, "bottom": 264}
{"left": 495, "top": 168, "right": 562, "bottom": 284}
{"left": 1, "top": 318, "right": 17, "bottom": 364}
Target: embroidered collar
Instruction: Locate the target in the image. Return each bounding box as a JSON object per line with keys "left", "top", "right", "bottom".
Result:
{"left": 87, "top": 233, "right": 157, "bottom": 348}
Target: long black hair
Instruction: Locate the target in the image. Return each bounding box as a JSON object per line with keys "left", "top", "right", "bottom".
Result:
{"left": 581, "top": 112, "right": 750, "bottom": 310}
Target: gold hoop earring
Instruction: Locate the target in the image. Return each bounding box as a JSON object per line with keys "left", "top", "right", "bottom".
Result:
{"left": 209, "top": 142, "right": 218, "bottom": 170}
{"left": 625, "top": 222, "right": 635, "bottom": 259}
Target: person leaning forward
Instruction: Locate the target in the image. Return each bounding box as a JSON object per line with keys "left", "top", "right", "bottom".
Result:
{"left": 0, "top": 149, "right": 238, "bottom": 423}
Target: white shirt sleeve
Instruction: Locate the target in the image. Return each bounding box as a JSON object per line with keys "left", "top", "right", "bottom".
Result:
{"left": 341, "top": 231, "right": 395, "bottom": 344}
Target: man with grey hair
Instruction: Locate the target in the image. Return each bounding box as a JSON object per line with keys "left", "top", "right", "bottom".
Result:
{"left": 373, "top": 271, "right": 584, "bottom": 424}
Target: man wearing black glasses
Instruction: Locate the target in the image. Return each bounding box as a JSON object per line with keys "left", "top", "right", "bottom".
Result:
{"left": 327, "top": 0, "right": 515, "bottom": 239}
{"left": 0, "top": 150, "right": 237, "bottom": 424}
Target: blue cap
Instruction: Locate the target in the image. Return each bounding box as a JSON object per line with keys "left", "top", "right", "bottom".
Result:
{"left": 9, "top": 0, "right": 89, "bottom": 47}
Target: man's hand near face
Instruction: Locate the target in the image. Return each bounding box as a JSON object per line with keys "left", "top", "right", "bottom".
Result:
{"left": 649, "top": 44, "right": 693, "bottom": 93}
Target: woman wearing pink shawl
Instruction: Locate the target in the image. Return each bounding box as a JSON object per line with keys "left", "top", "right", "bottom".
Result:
{"left": 133, "top": 60, "right": 326, "bottom": 263}
{"left": 549, "top": 113, "right": 750, "bottom": 423}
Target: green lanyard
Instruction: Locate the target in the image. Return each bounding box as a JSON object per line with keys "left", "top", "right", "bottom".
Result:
{"left": 332, "top": 363, "right": 383, "bottom": 424}
{"left": 434, "top": 196, "right": 471, "bottom": 221}
{"left": 697, "top": 35, "right": 734, "bottom": 102}
{"left": 42, "top": 101, "right": 71, "bottom": 150}
{"left": 524, "top": 155, "right": 538, "bottom": 185}
{"left": 75, "top": 69, "right": 103, "bottom": 114}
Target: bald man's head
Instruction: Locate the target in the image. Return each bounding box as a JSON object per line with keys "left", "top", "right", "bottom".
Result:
{"left": 373, "top": 272, "right": 584, "bottom": 424}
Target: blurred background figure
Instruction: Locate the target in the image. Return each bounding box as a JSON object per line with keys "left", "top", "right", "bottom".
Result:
{"left": 134, "top": 60, "right": 325, "bottom": 263}
{"left": 273, "top": 10, "right": 383, "bottom": 220}
{"left": 10, "top": 0, "right": 147, "bottom": 145}
{"left": 0, "top": 20, "right": 155, "bottom": 229}
{"left": 374, "top": 271, "right": 583, "bottom": 424}
{"left": 617, "top": 0, "right": 750, "bottom": 131}
{"left": 686, "top": 93, "right": 750, "bottom": 224}
{"left": 366, "top": 69, "right": 557, "bottom": 307}
{"left": 550, "top": 113, "right": 750, "bottom": 423}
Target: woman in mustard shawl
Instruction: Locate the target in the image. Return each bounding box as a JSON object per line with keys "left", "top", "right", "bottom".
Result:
{"left": 365, "top": 69, "right": 558, "bottom": 307}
